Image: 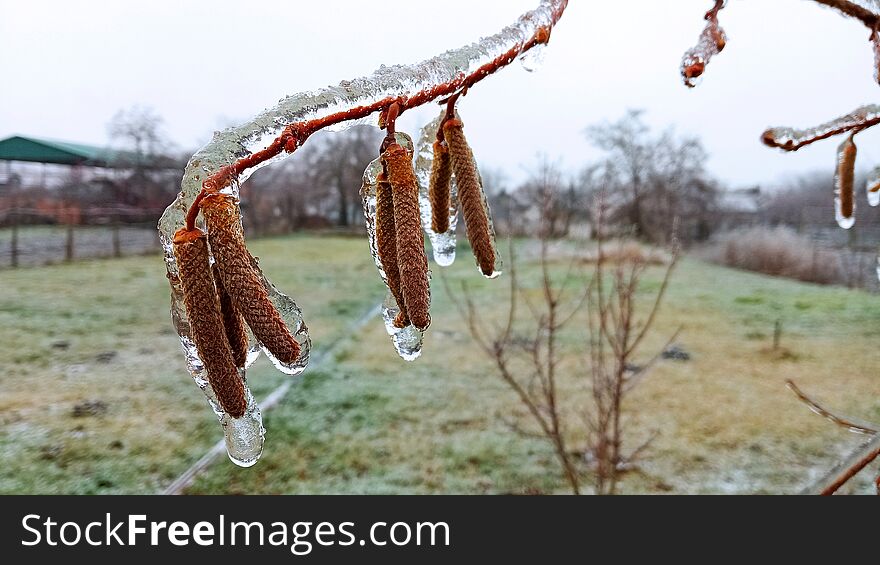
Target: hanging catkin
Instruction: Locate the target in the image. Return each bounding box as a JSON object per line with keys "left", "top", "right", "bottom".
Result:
{"left": 200, "top": 194, "right": 301, "bottom": 365}
{"left": 212, "top": 263, "right": 249, "bottom": 368}
{"left": 172, "top": 228, "right": 247, "bottom": 418}
{"left": 429, "top": 140, "right": 452, "bottom": 233}
{"left": 837, "top": 136, "right": 856, "bottom": 220}
{"left": 376, "top": 171, "right": 410, "bottom": 327}
{"left": 443, "top": 118, "right": 496, "bottom": 276}
{"left": 382, "top": 143, "right": 431, "bottom": 331}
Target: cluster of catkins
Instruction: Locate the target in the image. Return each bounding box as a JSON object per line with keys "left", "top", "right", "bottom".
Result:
{"left": 172, "top": 194, "right": 301, "bottom": 418}
{"left": 171, "top": 102, "right": 495, "bottom": 420}
{"left": 376, "top": 104, "right": 496, "bottom": 332}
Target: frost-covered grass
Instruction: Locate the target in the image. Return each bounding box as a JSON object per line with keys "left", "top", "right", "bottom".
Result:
{"left": 1, "top": 236, "right": 878, "bottom": 494}
{"left": 0, "top": 235, "right": 379, "bottom": 494}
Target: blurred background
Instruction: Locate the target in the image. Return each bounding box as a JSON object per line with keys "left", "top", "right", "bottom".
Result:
{"left": 1, "top": 0, "right": 879, "bottom": 494}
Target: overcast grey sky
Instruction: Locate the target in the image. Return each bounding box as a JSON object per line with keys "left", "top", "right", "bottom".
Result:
{"left": 2, "top": 0, "right": 879, "bottom": 189}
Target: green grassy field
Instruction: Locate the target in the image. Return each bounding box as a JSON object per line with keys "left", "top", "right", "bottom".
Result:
{"left": 1, "top": 235, "right": 878, "bottom": 494}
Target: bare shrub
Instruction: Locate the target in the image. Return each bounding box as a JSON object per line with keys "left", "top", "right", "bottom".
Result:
{"left": 444, "top": 194, "right": 678, "bottom": 494}
{"left": 704, "top": 226, "right": 842, "bottom": 285}
{"left": 581, "top": 240, "right": 670, "bottom": 266}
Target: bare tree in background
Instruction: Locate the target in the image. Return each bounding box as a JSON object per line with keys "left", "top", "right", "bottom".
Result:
{"left": 240, "top": 126, "right": 383, "bottom": 233}
{"left": 516, "top": 157, "right": 581, "bottom": 238}
{"left": 107, "top": 106, "right": 181, "bottom": 210}
{"left": 586, "top": 110, "right": 718, "bottom": 244}
{"left": 445, "top": 191, "right": 678, "bottom": 494}
{"left": 108, "top": 106, "right": 167, "bottom": 167}
{"left": 310, "top": 126, "right": 382, "bottom": 227}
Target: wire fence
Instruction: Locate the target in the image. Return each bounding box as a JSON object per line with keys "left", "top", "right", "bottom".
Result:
{"left": 0, "top": 218, "right": 160, "bottom": 269}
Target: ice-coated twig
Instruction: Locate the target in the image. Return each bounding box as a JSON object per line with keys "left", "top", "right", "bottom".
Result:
{"left": 786, "top": 379, "right": 880, "bottom": 495}
{"left": 761, "top": 104, "right": 880, "bottom": 152}
{"left": 802, "top": 435, "right": 880, "bottom": 495}
{"left": 785, "top": 380, "right": 880, "bottom": 435}
{"left": 681, "top": 0, "right": 727, "bottom": 87}
{"left": 184, "top": 0, "right": 567, "bottom": 225}
{"left": 812, "top": 0, "right": 880, "bottom": 29}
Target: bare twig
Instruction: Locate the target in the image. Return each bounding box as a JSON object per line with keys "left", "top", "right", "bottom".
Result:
{"left": 187, "top": 0, "right": 568, "bottom": 225}
{"left": 786, "top": 380, "right": 879, "bottom": 435}
{"left": 802, "top": 435, "right": 880, "bottom": 495}
{"left": 761, "top": 104, "right": 880, "bottom": 152}
{"left": 623, "top": 326, "right": 683, "bottom": 393}
{"left": 811, "top": 0, "right": 880, "bottom": 29}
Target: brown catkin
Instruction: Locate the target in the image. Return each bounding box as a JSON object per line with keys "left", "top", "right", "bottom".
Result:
{"left": 443, "top": 119, "right": 496, "bottom": 276}
{"left": 429, "top": 141, "right": 452, "bottom": 233}
{"left": 838, "top": 136, "right": 856, "bottom": 219}
{"left": 201, "top": 194, "right": 301, "bottom": 365}
{"left": 172, "top": 228, "right": 247, "bottom": 418}
{"left": 375, "top": 172, "right": 409, "bottom": 327}
{"left": 212, "top": 263, "right": 249, "bottom": 368}
{"left": 382, "top": 143, "right": 431, "bottom": 331}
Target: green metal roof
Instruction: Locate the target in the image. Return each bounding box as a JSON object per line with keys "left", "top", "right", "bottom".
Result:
{"left": 0, "top": 135, "right": 128, "bottom": 167}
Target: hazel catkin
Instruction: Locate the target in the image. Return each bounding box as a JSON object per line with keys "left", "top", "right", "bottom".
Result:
{"left": 429, "top": 140, "right": 452, "bottom": 234}
{"left": 375, "top": 171, "right": 409, "bottom": 327}
{"left": 212, "top": 263, "right": 250, "bottom": 368}
{"left": 837, "top": 136, "right": 856, "bottom": 220}
{"left": 200, "top": 194, "right": 301, "bottom": 365}
{"left": 172, "top": 228, "right": 247, "bottom": 418}
{"left": 443, "top": 118, "right": 496, "bottom": 276}
{"left": 382, "top": 143, "right": 431, "bottom": 331}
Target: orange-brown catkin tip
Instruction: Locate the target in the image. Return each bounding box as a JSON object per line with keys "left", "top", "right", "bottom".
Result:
{"left": 429, "top": 141, "right": 452, "bottom": 233}
{"left": 382, "top": 143, "right": 431, "bottom": 331}
{"left": 172, "top": 228, "right": 247, "bottom": 418}
{"left": 376, "top": 172, "right": 409, "bottom": 328}
{"left": 838, "top": 137, "right": 856, "bottom": 219}
{"left": 200, "top": 194, "right": 301, "bottom": 365}
{"left": 443, "top": 119, "right": 496, "bottom": 276}
{"left": 212, "top": 263, "right": 249, "bottom": 368}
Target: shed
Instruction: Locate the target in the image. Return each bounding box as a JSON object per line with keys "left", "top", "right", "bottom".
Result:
{"left": 0, "top": 135, "right": 127, "bottom": 167}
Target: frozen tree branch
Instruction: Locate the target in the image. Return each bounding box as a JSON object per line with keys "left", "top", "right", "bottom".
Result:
{"left": 811, "top": 0, "right": 880, "bottom": 29}
{"left": 761, "top": 105, "right": 880, "bottom": 152}
{"left": 169, "top": 0, "right": 568, "bottom": 231}
{"left": 785, "top": 380, "right": 880, "bottom": 494}
{"left": 786, "top": 380, "right": 880, "bottom": 435}
{"left": 803, "top": 435, "right": 880, "bottom": 495}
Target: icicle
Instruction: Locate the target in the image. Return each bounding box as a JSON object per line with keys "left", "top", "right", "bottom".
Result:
{"left": 415, "top": 113, "right": 460, "bottom": 267}
{"left": 867, "top": 167, "right": 880, "bottom": 207}
{"left": 834, "top": 135, "right": 857, "bottom": 229}
{"left": 360, "top": 132, "right": 425, "bottom": 360}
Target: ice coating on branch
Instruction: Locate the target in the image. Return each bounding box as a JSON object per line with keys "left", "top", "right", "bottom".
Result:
{"left": 519, "top": 42, "right": 547, "bottom": 72}
{"left": 681, "top": 2, "right": 726, "bottom": 88}
{"left": 867, "top": 167, "right": 880, "bottom": 207}
{"left": 360, "top": 132, "right": 425, "bottom": 361}
{"left": 416, "top": 113, "right": 460, "bottom": 266}
{"left": 762, "top": 105, "right": 880, "bottom": 152}
{"left": 848, "top": 0, "right": 880, "bottom": 14}
{"left": 158, "top": 0, "right": 565, "bottom": 460}
{"left": 248, "top": 254, "right": 311, "bottom": 375}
